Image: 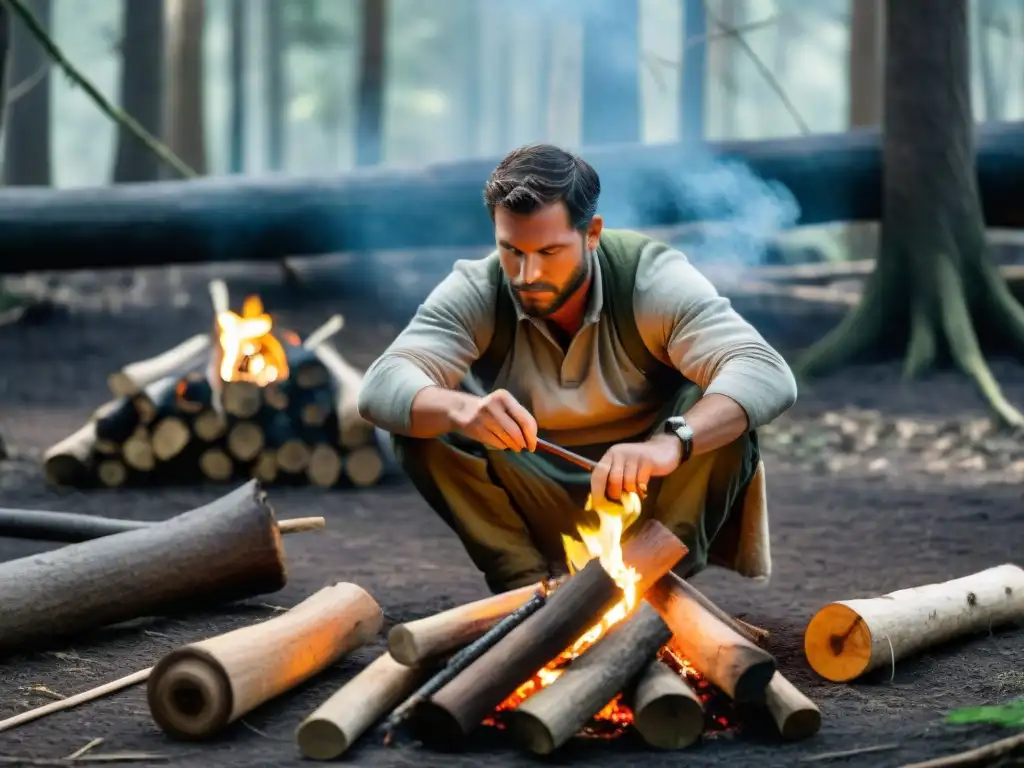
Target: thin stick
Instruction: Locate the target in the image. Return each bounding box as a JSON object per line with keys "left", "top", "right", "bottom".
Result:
{"left": 0, "top": 668, "right": 152, "bottom": 733}
{"left": 277, "top": 516, "right": 325, "bottom": 534}
{"left": 302, "top": 314, "right": 345, "bottom": 349}
{"left": 898, "top": 731, "right": 1024, "bottom": 768}
{"left": 209, "top": 279, "right": 230, "bottom": 316}
{"left": 534, "top": 438, "right": 596, "bottom": 471}
{"left": 801, "top": 744, "right": 900, "bottom": 763}
{"left": 66, "top": 737, "right": 104, "bottom": 759}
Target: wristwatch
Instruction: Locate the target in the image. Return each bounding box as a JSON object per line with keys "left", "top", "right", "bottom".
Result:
{"left": 663, "top": 416, "right": 694, "bottom": 462}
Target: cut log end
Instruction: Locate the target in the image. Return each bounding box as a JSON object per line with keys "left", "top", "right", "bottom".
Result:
{"left": 505, "top": 711, "right": 556, "bottom": 755}
{"left": 630, "top": 659, "right": 704, "bottom": 750}
{"left": 408, "top": 700, "right": 470, "bottom": 753}
{"left": 147, "top": 653, "right": 233, "bottom": 740}
{"left": 296, "top": 719, "right": 349, "bottom": 760}
{"left": 803, "top": 602, "right": 874, "bottom": 682}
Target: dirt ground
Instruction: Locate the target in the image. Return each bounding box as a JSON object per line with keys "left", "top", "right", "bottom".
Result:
{"left": 0, "top": 262, "right": 1023, "bottom": 768}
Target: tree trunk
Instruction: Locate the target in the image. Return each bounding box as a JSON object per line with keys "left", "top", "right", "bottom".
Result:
{"left": 680, "top": 0, "right": 706, "bottom": 140}
{"left": 798, "top": 0, "right": 1024, "bottom": 427}
{"left": 228, "top": 0, "right": 245, "bottom": 173}
{"left": 976, "top": 1, "right": 1009, "bottom": 122}
{"left": 0, "top": 4, "right": 10, "bottom": 133}
{"left": 164, "top": 0, "right": 206, "bottom": 176}
{"left": 355, "top": 0, "right": 385, "bottom": 166}
{"left": 264, "top": 0, "right": 285, "bottom": 171}
{"left": 580, "top": 0, "right": 640, "bottom": 146}
{"left": 3, "top": 0, "right": 51, "bottom": 186}
{"left": 114, "top": 0, "right": 165, "bottom": 182}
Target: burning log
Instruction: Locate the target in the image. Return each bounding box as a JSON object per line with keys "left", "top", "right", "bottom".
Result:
{"left": 506, "top": 601, "right": 672, "bottom": 755}
{"left": 804, "top": 564, "right": 1024, "bottom": 683}
{"left": 646, "top": 573, "right": 776, "bottom": 703}
{"left": 148, "top": 582, "right": 382, "bottom": 740}
{"left": 388, "top": 583, "right": 542, "bottom": 666}
{"left": 0, "top": 481, "right": 287, "bottom": 657}
{"left": 409, "top": 520, "right": 688, "bottom": 750}
{"left": 108, "top": 334, "right": 211, "bottom": 397}
{"left": 627, "top": 658, "right": 704, "bottom": 750}
{"left": 297, "top": 652, "right": 425, "bottom": 760}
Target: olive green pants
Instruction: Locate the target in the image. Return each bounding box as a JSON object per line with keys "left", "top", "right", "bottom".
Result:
{"left": 392, "top": 388, "right": 760, "bottom": 594}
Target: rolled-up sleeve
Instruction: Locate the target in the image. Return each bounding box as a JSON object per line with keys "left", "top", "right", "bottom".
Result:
{"left": 633, "top": 244, "right": 797, "bottom": 428}
{"left": 357, "top": 258, "right": 497, "bottom": 434}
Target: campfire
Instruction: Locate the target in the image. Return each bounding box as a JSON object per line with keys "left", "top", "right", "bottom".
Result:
{"left": 42, "top": 280, "right": 384, "bottom": 490}
{"left": 296, "top": 511, "right": 823, "bottom": 760}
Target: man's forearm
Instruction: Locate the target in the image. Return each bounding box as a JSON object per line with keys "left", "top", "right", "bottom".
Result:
{"left": 407, "top": 385, "right": 475, "bottom": 438}
{"left": 647, "top": 393, "right": 750, "bottom": 458}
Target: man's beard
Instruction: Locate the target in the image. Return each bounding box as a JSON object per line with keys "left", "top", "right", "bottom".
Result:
{"left": 515, "top": 249, "right": 592, "bottom": 319}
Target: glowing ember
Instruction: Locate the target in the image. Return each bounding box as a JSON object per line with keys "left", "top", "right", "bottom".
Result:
{"left": 216, "top": 295, "right": 290, "bottom": 385}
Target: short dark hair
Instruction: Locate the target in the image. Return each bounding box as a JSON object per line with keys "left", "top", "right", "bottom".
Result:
{"left": 483, "top": 143, "right": 601, "bottom": 232}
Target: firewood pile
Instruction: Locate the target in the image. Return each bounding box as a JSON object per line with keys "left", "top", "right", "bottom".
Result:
{"left": 41, "top": 280, "right": 386, "bottom": 490}
{"left": 2, "top": 481, "right": 1022, "bottom": 767}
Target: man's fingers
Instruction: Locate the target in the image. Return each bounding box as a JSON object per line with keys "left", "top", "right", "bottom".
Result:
{"left": 480, "top": 411, "right": 522, "bottom": 451}
{"left": 637, "top": 461, "right": 654, "bottom": 496}
{"left": 591, "top": 458, "right": 611, "bottom": 504}
{"left": 491, "top": 407, "right": 528, "bottom": 451}
{"left": 621, "top": 456, "right": 640, "bottom": 495}
{"left": 502, "top": 396, "right": 538, "bottom": 452}
{"left": 604, "top": 455, "right": 625, "bottom": 501}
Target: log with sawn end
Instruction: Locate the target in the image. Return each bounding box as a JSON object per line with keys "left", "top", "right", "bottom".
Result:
{"left": 506, "top": 601, "right": 672, "bottom": 755}
{"left": 388, "top": 583, "right": 544, "bottom": 667}
{"left": 409, "top": 520, "right": 688, "bottom": 751}
{"left": 660, "top": 574, "right": 820, "bottom": 741}
{"left": 148, "top": 582, "right": 382, "bottom": 740}
{"left": 646, "top": 573, "right": 777, "bottom": 704}
{"left": 296, "top": 652, "right": 425, "bottom": 760}
{"left": 627, "top": 657, "right": 704, "bottom": 750}
{"left": 804, "top": 563, "right": 1024, "bottom": 683}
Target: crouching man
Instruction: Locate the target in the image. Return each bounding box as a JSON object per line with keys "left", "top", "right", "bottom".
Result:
{"left": 358, "top": 143, "right": 797, "bottom": 594}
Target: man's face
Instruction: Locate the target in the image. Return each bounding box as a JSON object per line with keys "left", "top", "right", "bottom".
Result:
{"left": 494, "top": 202, "right": 603, "bottom": 318}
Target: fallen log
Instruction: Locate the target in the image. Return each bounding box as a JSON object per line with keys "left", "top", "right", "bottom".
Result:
{"left": 148, "top": 582, "right": 382, "bottom": 740}
{"left": 628, "top": 657, "right": 704, "bottom": 750}
{"left": 646, "top": 573, "right": 776, "bottom": 703}
{"left": 387, "top": 583, "right": 542, "bottom": 666}
{"left": 1, "top": 122, "right": 1022, "bottom": 274}
{"left": 804, "top": 564, "right": 1024, "bottom": 683}
{"left": 297, "top": 652, "right": 425, "bottom": 760}
{"left": 0, "top": 480, "right": 287, "bottom": 657}
{"left": 506, "top": 601, "right": 671, "bottom": 755}
{"left": 409, "top": 520, "right": 688, "bottom": 750}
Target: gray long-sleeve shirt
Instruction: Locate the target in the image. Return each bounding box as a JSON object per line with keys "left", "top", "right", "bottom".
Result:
{"left": 358, "top": 240, "right": 797, "bottom": 447}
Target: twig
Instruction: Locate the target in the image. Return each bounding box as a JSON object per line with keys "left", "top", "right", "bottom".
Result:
{"left": 0, "top": 668, "right": 152, "bottom": 733}
{"left": 801, "top": 743, "right": 900, "bottom": 762}
{"left": 0, "top": 0, "right": 196, "bottom": 179}
{"left": 19, "top": 685, "right": 64, "bottom": 700}
{"left": 66, "top": 737, "right": 104, "bottom": 759}
{"left": 898, "top": 731, "right": 1024, "bottom": 768}
{"left": 703, "top": 3, "right": 811, "bottom": 135}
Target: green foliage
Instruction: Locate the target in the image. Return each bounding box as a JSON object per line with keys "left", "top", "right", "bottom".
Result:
{"left": 947, "top": 700, "right": 1024, "bottom": 728}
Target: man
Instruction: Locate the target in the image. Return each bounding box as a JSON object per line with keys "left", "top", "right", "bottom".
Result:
{"left": 358, "top": 143, "right": 797, "bottom": 594}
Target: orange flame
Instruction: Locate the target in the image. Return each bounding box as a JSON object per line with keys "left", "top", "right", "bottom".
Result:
{"left": 216, "top": 295, "right": 289, "bottom": 385}
{"left": 487, "top": 491, "right": 644, "bottom": 731}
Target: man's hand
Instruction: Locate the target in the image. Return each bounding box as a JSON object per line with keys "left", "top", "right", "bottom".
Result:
{"left": 448, "top": 389, "right": 538, "bottom": 452}
{"left": 591, "top": 433, "right": 683, "bottom": 503}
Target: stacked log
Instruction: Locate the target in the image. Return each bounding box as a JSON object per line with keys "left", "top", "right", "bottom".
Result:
{"left": 43, "top": 306, "right": 386, "bottom": 490}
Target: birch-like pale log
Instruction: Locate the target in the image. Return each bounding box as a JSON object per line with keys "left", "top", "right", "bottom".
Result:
{"left": 804, "top": 564, "right": 1024, "bottom": 682}
{"left": 296, "top": 652, "right": 424, "bottom": 760}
